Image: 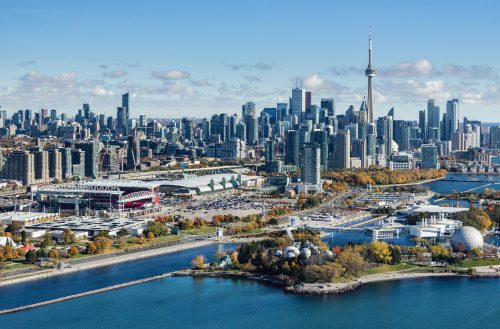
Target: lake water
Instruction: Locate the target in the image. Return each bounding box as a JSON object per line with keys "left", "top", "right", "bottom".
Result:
{"left": 424, "top": 173, "right": 500, "bottom": 194}
{"left": 2, "top": 276, "right": 499, "bottom": 329}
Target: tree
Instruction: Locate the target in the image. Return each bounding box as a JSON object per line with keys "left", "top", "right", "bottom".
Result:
{"left": 390, "top": 245, "right": 402, "bottom": 265}
{"left": 61, "top": 229, "right": 75, "bottom": 245}
{"left": 336, "top": 248, "right": 367, "bottom": 277}
{"left": 97, "top": 231, "right": 110, "bottom": 238}
{"left": 86, "top": 242, "right": 97, "bottom": 255}
{"left": 68, "top": 246, "right": 79, "bottom": 258}
{"left": 25, "top": 250, "right": 37, "bottom": 264}
{"left": 368, "top": 241, "right": 393, "bottom": 264}
{"left": 230, "top": 251, "right": 239, "bottom": 265}
{"left": 146, "top": 232, "right": 155, "bottom": 241}
{"left": 144, "top": 221, "right": 165, "bottom": 237}
{"left": 269, "top": 218, "right": 279, "bottom": 226}
{"left": 430, "top": 245, "right": 449, "bottom": 262}
{"left": 191, "top": 255, "right": 206, "bottom": 269}
{"left": 117, "top": 228, "right": 129, "bottom": 238}
{"left": 48, "top": 248, "right": 60, "bottom": 259}
{"left": 41, "top": 233, "right": 54, "bottom": 249}
{"left": 94, "top": 237, "right": 112, "bottom": 254}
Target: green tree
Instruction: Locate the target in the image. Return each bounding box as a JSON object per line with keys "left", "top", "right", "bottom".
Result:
{"left": 41, "top": 233, "right": 54, "bottom": 249}
{"left": 25, "top": 250, "right": 37, "bottom": 264}
{"left": 61, "top": 229, "right": 75, "bottom": 245}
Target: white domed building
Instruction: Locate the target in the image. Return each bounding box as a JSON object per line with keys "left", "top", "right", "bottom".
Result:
{"left": 451, "top": 226, "right": 484, "bottom": 252}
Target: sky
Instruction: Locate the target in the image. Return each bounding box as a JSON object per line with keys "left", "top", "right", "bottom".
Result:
{"left": 1, "top": 0, "right": 500, "bottom": 121}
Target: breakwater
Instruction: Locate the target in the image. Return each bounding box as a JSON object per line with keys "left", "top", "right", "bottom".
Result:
{"left": 0, "top": 272, "right": 175, "bottom": 315}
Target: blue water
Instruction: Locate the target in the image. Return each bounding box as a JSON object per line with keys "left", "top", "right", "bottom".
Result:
{"left": 0, "top": 243, "right": 237, "bottom": 310}
{"left": 424, "top": 173, "right": 500, "bottom": 194}
{"left": 2, "top": 276, "right": 499, "bottom": 329}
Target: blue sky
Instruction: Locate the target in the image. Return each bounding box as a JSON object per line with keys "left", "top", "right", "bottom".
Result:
{"left": 1, "top": 0, "right": 499, "bottom": 120}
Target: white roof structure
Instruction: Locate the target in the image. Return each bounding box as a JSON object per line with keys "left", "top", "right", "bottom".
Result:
{"left": 0, "top": 236, "right": 18, "bottom": 248}
{"left": 412, "top": 205, "right": 468, "bottom": 214}
{"left": 83, "top": 179, "right": 161, "bottom": 190}
{"left": 161, "top": 173, "right": 261, "bottom": 189}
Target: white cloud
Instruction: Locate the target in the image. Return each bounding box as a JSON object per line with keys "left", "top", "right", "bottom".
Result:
{"left": 151, "top": 70, "right": 190, "bottom": 80}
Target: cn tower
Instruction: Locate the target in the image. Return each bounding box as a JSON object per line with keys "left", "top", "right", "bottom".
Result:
{"left": 365, "top": 30, "right": 376, "bottom": 123}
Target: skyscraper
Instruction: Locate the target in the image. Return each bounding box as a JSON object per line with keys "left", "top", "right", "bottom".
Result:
{"left": 335, "top": 130, "right": 351, "bottom": 169}
{"left": 320, "top": 98, "right": 335, "bottom": 117}
{"left": 421, "top": 144, "right": 438, "bottom": 169}
{"left": 291, "top": 87, "right": 306, "bottom": 122}
{"left": 300, "top": 144, "right": 321, "bottom": 186}
{"left": 365, "top": 31, "right": 376, "bottom": 123}
{"left": 285, "top": 130, "right": 300, "bottom": 166}
{"left": 122, "top": 92, "right": 130, "bottom": 122}
{"left": 445, "top": 99, "right": 459, "bottom": 141}
{"left": 427, "top": 99, "right": 440, "bottom": 139}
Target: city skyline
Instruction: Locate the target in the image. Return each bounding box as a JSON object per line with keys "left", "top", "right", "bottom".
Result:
{"left": 1, "top": 0, "right": 500, "bottom": 120}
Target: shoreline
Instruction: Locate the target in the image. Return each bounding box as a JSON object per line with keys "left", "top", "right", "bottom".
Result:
{"left": 176, "top": 266, "right": 500, "bottom": 295}
{"left": 1, "top": 266, "right": 498, "bottom": 315}
{"left": 0, "top": 239, "right": 215, "bottom": 287}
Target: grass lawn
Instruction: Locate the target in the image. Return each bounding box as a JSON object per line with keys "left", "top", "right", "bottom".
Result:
{"left": 364, "top": 263, "right": 418, "bottom": 275}
{"left": 181, "top": 227, "right": 216, "bottom": 235}
{"left": 459, "top": 258, "right": 500, "bottom": 268}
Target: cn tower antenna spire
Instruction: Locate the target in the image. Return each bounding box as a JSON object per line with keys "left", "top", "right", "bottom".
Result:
{"left": 365, "top": 27, "right": 376, "bottom": 124}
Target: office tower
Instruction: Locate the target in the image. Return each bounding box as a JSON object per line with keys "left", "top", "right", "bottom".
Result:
{"left": 202, "top": 118, "right": 211, "bottom": 141}
{"left": 139, "top": 114, "right": 147, "bottom": 128}
{"left": 419, "top": 110, "right": 427, "bottom": 140}
{"left": 490, "top": 126, "right": 500, "bottom": 148}
{"left": 321, "top": 98, "right": 335, "bottom": 117}
{"left": 291, "top": 87, "right": 306, "bottom": 122}
{"left": 305, "top": 91, "right": 312, "bottom": 111}
{"left": 244, "top": 115, "right": 258, "bottom": 145}
{"left": 365, "top": 31, "right": 376, "bottom": 123}
{"left": 83, "top": 103, "right": 91, "bottom": 120}
{"left": 242, "top": 101, "right": 256, "bottom": 117}
{"left": 181, "top": 118, "right": 193, "bottom": 141}
{"left": 445, "top": 99, "right": 459, "bottom": 141}
{"left": 116, "top": 107, "right": 127, "bottom": 135}
{"left": 376, "top": 116, "right": 393, "bottom": 156}
{"left": 122, "top": 92, "right": 129, "bottom": 121}
{"left": 366, "top": 134, "right": 377, "bottom": 159}
{"left": 264, "top": 139, "right": 275, "bottom": 163}
{"left": 335, "top": 130, "right": 351, "bottom": 169}
{"left": 300, "top": 144, "right": 321, "bottom": 185}
{"left": 75, "top": 141, "right": 99, "bottom": 178}
{"left": 352, "top": 138, "right": 367, "bottom": 168}
{"left": 313, "top": 129, "right": 328, "bottom": 170}
{"left": 50, "top": 109, "right": 57, "bottom": 122}
{"left": 277, "top": 103, "right": 288, "bottom": 122}
{"left": 421, "top": 144, "right": 438, "bottom": 169}
{"left": 451, "top": 132, "right": 465, "bottom": 151}
{"left": 236, "top": 122, "right": 246, "bottom": 142}
{"left": 228, "top": 115, "right": 238, "bottom": 139}
{"left": 127, "top": 135, "right": 140, "bottom": 169}
{"left": 427, "top": 99, "right": 440, "bottom": 138}
{"left": 309, "top": 105, "right": 321, "bottom": 125}
{"left": 285, "top": 130, "right": 300, "bottom": 166}
{"left": 261, "top": 108, "right": 277, "bottom": 125}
